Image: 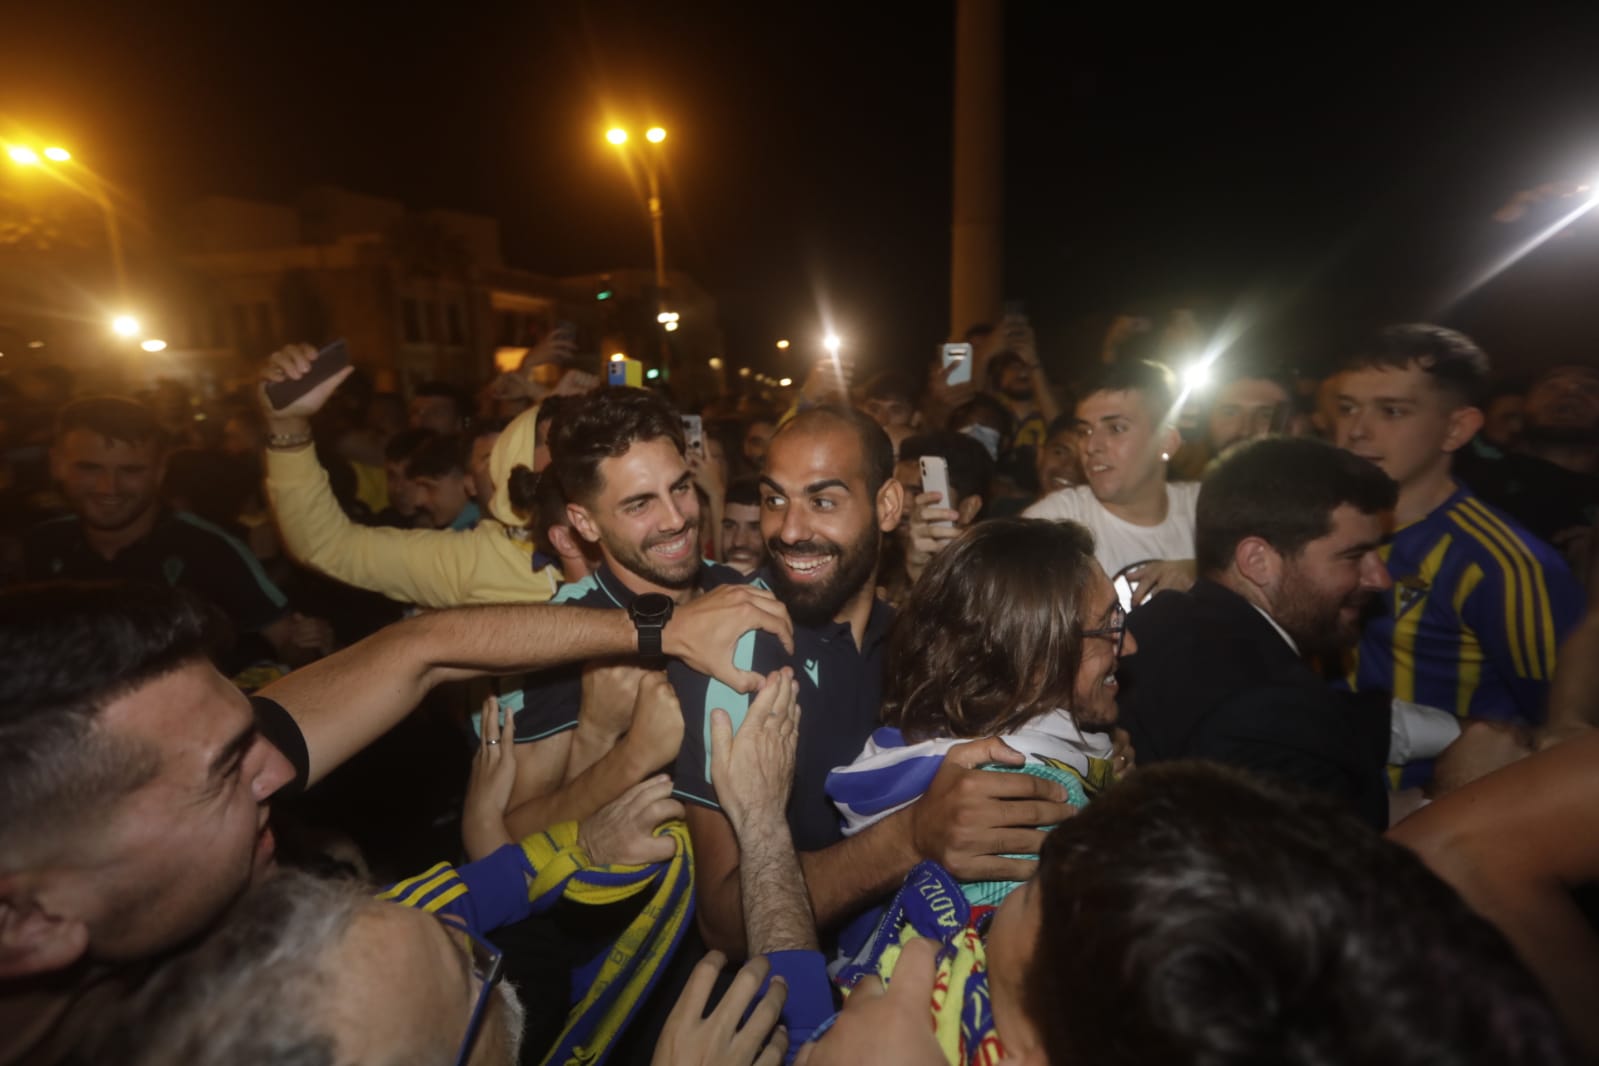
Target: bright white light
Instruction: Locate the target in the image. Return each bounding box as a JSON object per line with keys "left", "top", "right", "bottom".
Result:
{"left": 775, "top": 339, "right": 790, "bottom": 350}
{"left": 140, "top": 338, "right": 168, "bottom": 352}
{"left": 779, "top": 377, "right": 793, "bottom": 387}
{"left": 645, "top": 127, "right": 666, "bottom": 144}
{"left": 1182, "top": 362, "right": 1212, "bottom": 391}
{"left": 823, "top": 334, "right": 841, "bottom": 355}
{"left": 610, "top": 352, "right": 626, "bottom": 362}
{"left": 7, "top": 146, "right": 39, "bottom": 165}
{"left": 664, "top": 320, "right": 680, "bottom": 332}
{"left": 111, "top": 315, "right": 139, "bottom": 337}
{"left": 656, "top": 310, "right": 680, "bottom": 324}
{"left": 606, "top": 128, "right": 628, "bottom": 145}
{"left": 43, "top": 147, "right": 70, "bottom": 162}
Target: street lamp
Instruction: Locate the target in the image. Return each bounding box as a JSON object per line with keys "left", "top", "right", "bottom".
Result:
{"left": 111, "top": 314, "right": 140, "bottom": 337}
{"left": 140, "top": 338, "right": 167, "bottom": 353}
{"left": 605, "top": 124, "right": 672, "bottom": 369}
{"left": 775, "top": 339, "right": 790, "bottom": 350}
{"left": 6, "top": 142, "right": 129, "bottom": 302}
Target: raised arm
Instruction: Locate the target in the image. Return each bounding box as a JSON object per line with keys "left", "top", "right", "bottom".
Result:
{"left": 689, "top": 736, "right": 1072, "bottom": 957}
{"left": 1388, "top": 731, "right": 1599, "bottom": 1057}
{"left": 261, "top": 583, "right": 794, "bottom": 787}
{"left": 260, "top": 344, "right": 554, "bottom": 608}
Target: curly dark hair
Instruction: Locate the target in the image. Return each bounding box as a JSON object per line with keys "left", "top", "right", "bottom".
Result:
{"left": 549, "top": 387, "right": 684, "bottom": 505}
{"left": 881, "top": 518, "right": 1099, "bottom": 741}
{"left": 1026, "top": 762, "right": 1574, "bottom": 1066}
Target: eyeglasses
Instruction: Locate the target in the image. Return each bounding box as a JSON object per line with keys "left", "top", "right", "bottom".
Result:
{"left": 1082, "top": 603, "right": 1128, "bottom": 660}
{"left": 441, "top": 916, "right": 506, "bottom": 1066}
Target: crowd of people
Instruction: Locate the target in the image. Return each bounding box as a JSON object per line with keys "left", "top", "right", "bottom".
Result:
{"left": 3, "top": 311, "right": 1599, "bottom": 1066}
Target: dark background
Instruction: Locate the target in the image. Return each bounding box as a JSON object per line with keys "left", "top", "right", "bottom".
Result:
{"left": 7, "top": 1, "right": 1599, "bottom": 382}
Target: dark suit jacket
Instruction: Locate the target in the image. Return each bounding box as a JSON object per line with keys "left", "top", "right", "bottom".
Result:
{"left": 1119, "top": 579, "right": 1392, "bottom": 830}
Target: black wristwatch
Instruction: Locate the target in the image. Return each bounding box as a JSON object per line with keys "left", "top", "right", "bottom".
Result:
{"left": 629, "top": 593, "right": 675, "bottom": 662}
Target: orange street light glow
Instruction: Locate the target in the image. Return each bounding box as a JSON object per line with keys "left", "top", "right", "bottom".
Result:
{"left": 775, "top": 339, "right": 790, "bottom": 350}
{"left": 140, "top": 339, "right": 168, "bottom": 353}
{"left": 8, "top": 146, "right": 40, "bottom": 165}
{"left": 111, "top": 315, "right": 140, "bottom": 337}
{"left": 645, "top": 127, "right": 666, "bottom": 144}
{"left": 43, "top": 147, "right": 70, "bottom": 162}
{"left": 606, "top": 128, "right": 628, "bottom": 145}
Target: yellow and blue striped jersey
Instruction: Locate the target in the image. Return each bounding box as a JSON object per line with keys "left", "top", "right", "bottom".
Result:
{"left": 1349, "top": 488, "right": 1581, "bottom": 726}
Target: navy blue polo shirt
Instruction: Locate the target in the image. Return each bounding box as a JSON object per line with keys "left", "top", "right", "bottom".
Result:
{"left": 22, "top": 509, "right": 287, "bottom": 633}
{"left": 510, "top": 560, "right": 747, "bottom": 742}
{"left": 672, "top": 572, "right": 895, "bottom": 853}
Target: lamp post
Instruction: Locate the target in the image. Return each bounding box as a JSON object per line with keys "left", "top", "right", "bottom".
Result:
{"left": 606, "top": 126, "right": 672, "bottom": 376}
{"left": 6, "top": 144, "right": 129, "bottom": 304}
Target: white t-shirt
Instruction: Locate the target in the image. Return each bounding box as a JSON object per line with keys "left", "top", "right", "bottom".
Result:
{"left": 1022, "top": 481, "right": 1200, "bottom": 577}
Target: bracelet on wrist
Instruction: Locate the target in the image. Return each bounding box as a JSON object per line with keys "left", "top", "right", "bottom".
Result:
{"left": 267, "top": 430, "right": 314, "bottom": 450}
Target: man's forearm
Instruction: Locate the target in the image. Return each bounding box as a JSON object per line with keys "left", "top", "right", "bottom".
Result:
{"left": 261, "top": 605, "right": 637, "bottom": 785}
{"left": 738, "top": 817, "right": 818, "bottom": 955}
{"left": 504, "top": 730, "right": 655, "bottom": 839}
{"left": 799, "top": 813, "right": 919, "bottom": 930}
{"left": 703, "top": 814, "right": 918, "bottom": 956}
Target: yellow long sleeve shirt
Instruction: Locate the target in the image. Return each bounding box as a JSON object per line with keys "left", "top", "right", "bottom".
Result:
{"left": 265, "top": 445, "right": 559, "bottom": 607}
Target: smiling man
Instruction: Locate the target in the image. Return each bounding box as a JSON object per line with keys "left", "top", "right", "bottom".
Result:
{"left": 1118, "top": 437, "right": 1399, "bottom": 828}
{"left": 719, "top": 476, "right": 767, "bottom": 576}
{"left": 671, "top": 407, "right": 1075, "bottom": 957}
{"left": 1024, "top": 360, "right": 1199, "bottom": 606}
{"left": 504, "top": 387, "right": 752, "bottom": 838}
{"left": 1334, "top": 325, "right": 1581, "bottom": 783}
{"left": 24, "top": 397, "right": 298, "bottom": 672}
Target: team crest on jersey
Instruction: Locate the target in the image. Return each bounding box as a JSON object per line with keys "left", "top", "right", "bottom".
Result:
{"left": 1395, "top": 575, "right": 1429, "bottom": 616}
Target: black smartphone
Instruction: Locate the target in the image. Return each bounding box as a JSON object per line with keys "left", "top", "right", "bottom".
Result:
{"left": 264, "top": 339, "right": 351, "bottom": 411}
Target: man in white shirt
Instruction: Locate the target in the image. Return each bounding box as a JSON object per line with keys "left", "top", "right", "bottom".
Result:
{"left": 1024, "top": 360, "right": 1198, "bottom": 604}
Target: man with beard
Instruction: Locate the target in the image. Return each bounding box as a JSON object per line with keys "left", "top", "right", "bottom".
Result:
{"left": 1116, "top": 437, "right": 1400, "bottom": 829}
{"left": 23, "top": 397, "right": 307, "bottom": 672}
{"left": 503, "top": 387, "right": 750, "bottom": 836}
{"left": 719, "top": 476, "right": 767, "bottom": 576}
{"left": 672, "top": 407, "right": 1077, "bottom": 955}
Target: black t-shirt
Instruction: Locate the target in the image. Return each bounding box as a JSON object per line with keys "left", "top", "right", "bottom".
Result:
{"left": 1455, "top": 441, "right": 1599, "bottom": 548}
{"left": 509, "top": 561, "right": 748, "bottom": 742}
{"left": 22, "top": 510, "right": 288, "bottom": 634}
{"left": 672, "top": 573, "right": 894, "bottom": 853}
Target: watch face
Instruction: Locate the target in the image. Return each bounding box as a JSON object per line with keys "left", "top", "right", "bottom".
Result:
{"left": 631, "top": 593, "right": 674, "bottom": 625}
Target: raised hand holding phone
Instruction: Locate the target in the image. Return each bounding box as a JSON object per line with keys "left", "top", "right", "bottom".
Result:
{"left": 260, "top": 341, "right": 356, "bottom": 421}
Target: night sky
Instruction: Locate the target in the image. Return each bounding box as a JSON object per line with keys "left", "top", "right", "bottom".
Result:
{"left": 8, "top": 2, "right": 1599, "bottom": 381}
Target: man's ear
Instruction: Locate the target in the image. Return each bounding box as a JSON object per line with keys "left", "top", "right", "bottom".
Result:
{"left": 957, "top": 494, "right": 984, "bottom": 527}
{"left": 877, "top": 477, "right": 906, "bottom": 533}
{"left": 1233, "top": 535, "right": 1282, "bottom": 592}
{"left": 1443, "top": 404, "right": 1486, "bottom": 455}
{"left": 0, "top": 886, "right": 90, "bottom": 980}
{"left": 565, "top": 502, "right": 602, "bottom": 546}
{"left": 462, "top": 471, "right": 477, "bottom": 500}
{"left": 1159, "top": 424, "right": 1182, "bottom": 463}
{"left": 549, "top": 524, "right": 585, "bottom": 561}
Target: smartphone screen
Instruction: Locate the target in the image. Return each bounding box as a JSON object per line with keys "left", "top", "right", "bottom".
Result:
{"left": 940, "top": 343, "right": 973, "bottom": 387}
{"left": 919, "top": 455, "right": 954, "bottom": 528}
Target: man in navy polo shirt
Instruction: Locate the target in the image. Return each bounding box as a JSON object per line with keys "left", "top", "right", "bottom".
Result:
{"left": 672, "top": 407, "right": 1077, "bottom": 956}
{"left": 505, "top": 387, "right": 781, "bottom": 838}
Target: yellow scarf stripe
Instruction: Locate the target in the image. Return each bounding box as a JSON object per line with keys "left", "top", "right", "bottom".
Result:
{"left": 373, "top": 863, "right": 455, "bottom": 906}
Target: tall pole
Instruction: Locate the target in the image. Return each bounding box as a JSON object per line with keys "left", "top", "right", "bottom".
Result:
{"left": 950, "top": 0, "right": 1004, "bottom": 339}
{"left": 646, "top": 164, "right": 671, "bottom": 378}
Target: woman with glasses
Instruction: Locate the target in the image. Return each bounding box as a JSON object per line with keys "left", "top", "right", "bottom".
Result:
{"left": 826, "top": 517, "right": 1136, "bottom": 906}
